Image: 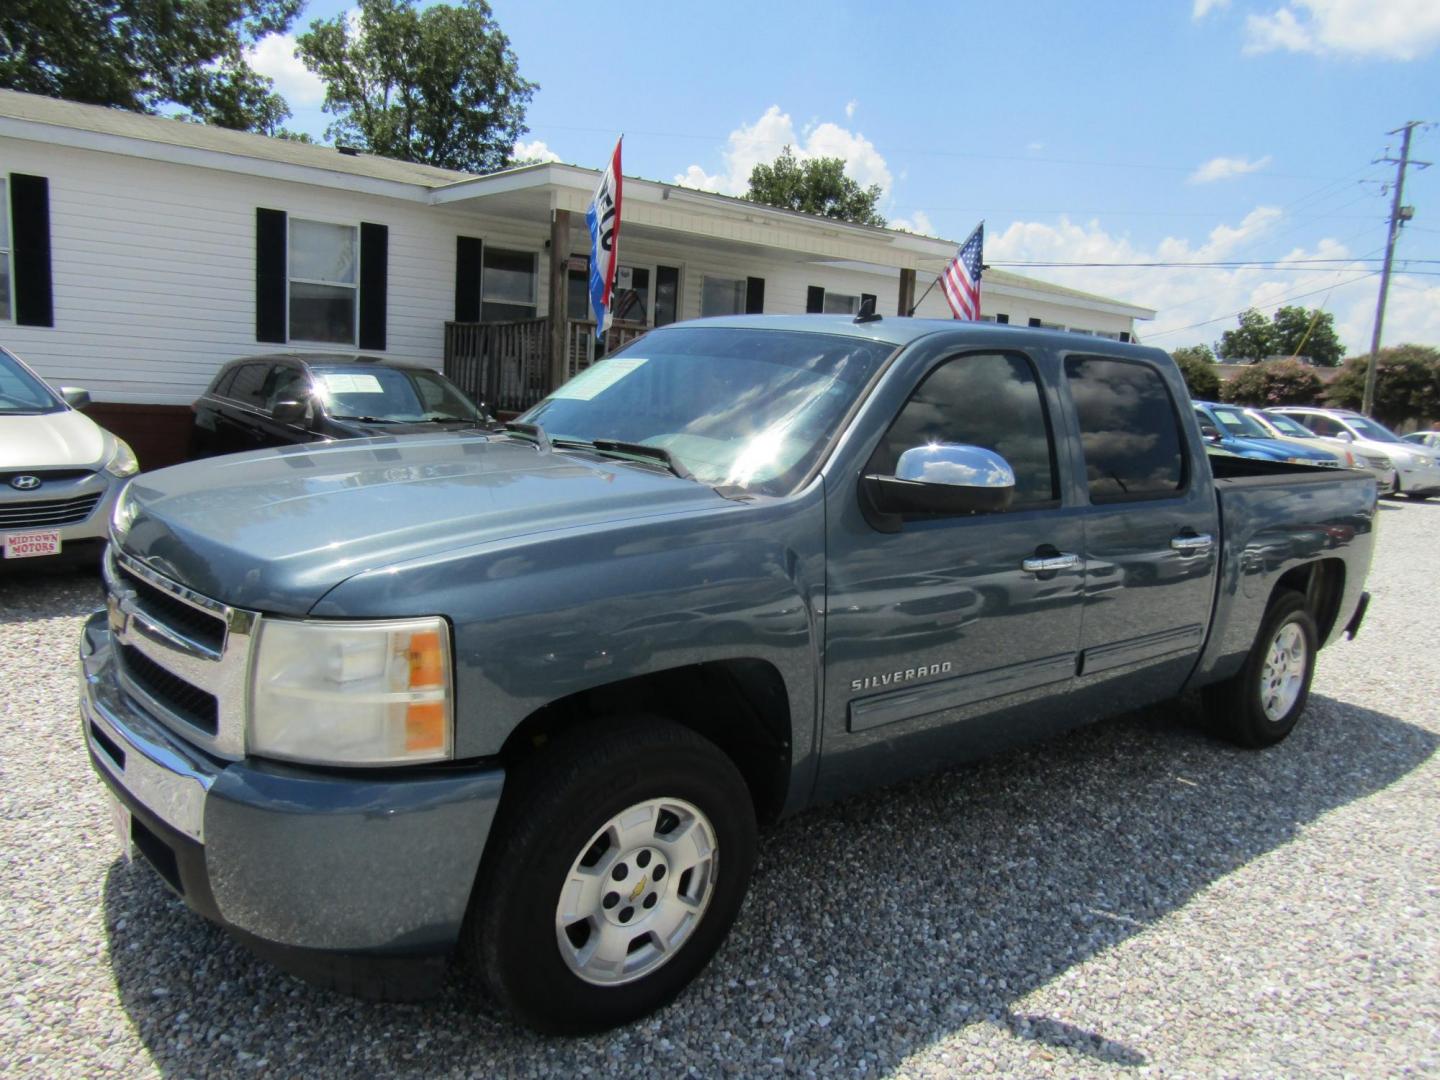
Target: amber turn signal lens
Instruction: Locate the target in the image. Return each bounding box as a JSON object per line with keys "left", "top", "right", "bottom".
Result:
{"left": 408, "top": 630, "right": 445, "bottom": 688}
{"left": 405, "top": 702, "right": 446, "bottom": 751}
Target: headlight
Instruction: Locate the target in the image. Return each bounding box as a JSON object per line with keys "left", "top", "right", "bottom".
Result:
{"left": 103, "top": 438, "right": 139, "bottom": 478}
{"left": 250, "top": 616, "right": 453, "bottom": 766}
{"left": 111, "top": 484, "right": 138, "bottom": 541}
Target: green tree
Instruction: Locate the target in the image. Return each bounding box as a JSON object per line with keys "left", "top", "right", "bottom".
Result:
{"left": 1325, "top": 345, "right": 1440, "bottom": 427}
{"left": 0, "top": 0, "right": 301, "bottom": 132}
{"left": 1269, "top": 305, "right": 1344, "bottom": 367}
{"left": 746, "top": 146, "right": 886, "bottom": 226}
{"left": 1220, "top": 359, "right": 1324, "bottom": 408}
{"left": 1171, "top": 345, "right": 1220, "bottom": 399}
{"left": 297, "top": 0, "right": 535, "bottom": 172}
{"left": 1215, "top": 305, "right": 1346, "bottom": 366}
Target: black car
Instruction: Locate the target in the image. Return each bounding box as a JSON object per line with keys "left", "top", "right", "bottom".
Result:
{"left": 190, "top": 353, "right": 499, "bottom": 459}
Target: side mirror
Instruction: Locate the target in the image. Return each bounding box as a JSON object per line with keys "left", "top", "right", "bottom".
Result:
{"left": 1335, "top": 430, "right": 1354, "bottom": 443}
{"left": 1199, "top": 424, "right": 1222, "bottom": 442}
{"left": 862, "top": 443, "right": 1015, "bottom": 530}
{"left": 59, "top": 386, "right": 91, "bottom": 409}
{"left": 271, "top": 399, "right": 307, "bottom": 425}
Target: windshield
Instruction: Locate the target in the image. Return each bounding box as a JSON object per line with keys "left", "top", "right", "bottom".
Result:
{"left": 1262, "top": 411, "right": 1314, "bottom": 438}
{"left": 312, "top": 367, "right": 484, "bottom": 423}
{"left": 1344, "top": 415, "right": 1401, "bottom": 443}
{"left": 0, "top": 346, "right": 64, "bottom": 415}
{"left": 1210, "top": 406, "right": 1270, "bottom": 439}
{"left": 520, "top": 326, "right": 895, "bottom": 495}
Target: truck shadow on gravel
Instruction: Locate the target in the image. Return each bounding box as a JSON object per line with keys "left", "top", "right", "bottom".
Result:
{"left": 102, "top": 692, "right": 1436, "bottom": 1077}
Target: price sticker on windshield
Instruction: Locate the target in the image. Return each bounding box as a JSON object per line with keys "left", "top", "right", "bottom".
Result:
{"left": 317, "top": 373, "right": 384, "bottom": 395}
{"left": 552, "top": 358, "right": 647, "bottom": 401}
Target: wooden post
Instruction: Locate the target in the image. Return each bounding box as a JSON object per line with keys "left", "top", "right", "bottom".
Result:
{"left": 898, "top": 268, "right": 916, "bottom": 317}
{"left": 548, "top": 209, "right": 571, "bottom": 392}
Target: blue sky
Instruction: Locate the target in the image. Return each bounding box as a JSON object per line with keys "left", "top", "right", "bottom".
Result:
{"left": 251, "top": 0, "right": 1440, "bottom": 353}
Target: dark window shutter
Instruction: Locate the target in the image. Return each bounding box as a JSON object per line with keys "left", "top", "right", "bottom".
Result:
{"left": 10, "top": 175, "right": 53, "bottom": 327}
{"left": 860, "top": 292, "right": 877, "bottom": 313}
{"left": 1120, "top": 331, "right": 1131, "bottom": 343}
{"left": 745, "top": 276, "right": 765, "bottom": 314}
{"left": 1028, "top": 317, "right": 1042, "bottom": 328}
{"left": 255, "top": 208, "right": 287, "bottom": 343}
{"left": 359, "top": 222, "right": 388, "bottom": 351}
{"left": 655, "top": 265, "right": 679, "bottom": 326}
{"left": 455, "top": 236, "right": 483, "bottom": 322}
{"left": 805, "top": 285, "right": 824, "bottom": 313}
{"left": 995, "top": 313, "right": 1009, "bottom": 324}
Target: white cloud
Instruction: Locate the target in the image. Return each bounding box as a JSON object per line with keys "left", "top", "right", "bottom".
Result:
{"left": 1188, "top": 154, "right": 1273, "bottom": 183}
{"left": 1193, "top": 0, "right": 1229, "bottom": 16}
{"left": 245, "top": 33, "right": 325, "bottom": 108}
{"left": 512, "top": 139, "right": 561, "bottom": 164}
{"left": 1027, "top": 141, "right": 1046, "bottom": 152}
{"left": 987, "top": 208, "right": 1440, "bottom": 354}
{"left": 673, "top": 105, "right": 893, "bottom": 197}
{"left": 845, "top": 99, "right": 858, "bottom": 119}
{"left": 890, "top": 210, "right": 935, "bottom": 237}
{"left": 1243, "top": 0, "right": 1440, "bottom": 60}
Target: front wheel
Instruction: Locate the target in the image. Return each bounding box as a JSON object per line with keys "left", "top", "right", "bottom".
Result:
{"left": 464, "top": 717, "right": 757, "bottom": 1033}
{"left": 1204, "top": 590, "right": 1318, "bottom": 748}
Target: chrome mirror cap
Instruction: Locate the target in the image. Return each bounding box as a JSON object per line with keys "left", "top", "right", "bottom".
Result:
{"left": 894, "top": 443, "right": 1016, "bottom": 489}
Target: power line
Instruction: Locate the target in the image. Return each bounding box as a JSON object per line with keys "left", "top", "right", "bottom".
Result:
{"left": 1144, "top": 270, "right": 1382, "bottom": 342}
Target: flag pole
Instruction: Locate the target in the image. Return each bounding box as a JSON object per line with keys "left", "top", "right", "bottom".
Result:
{"left": 909, "top": 219, "right": 983, "bottom": 317}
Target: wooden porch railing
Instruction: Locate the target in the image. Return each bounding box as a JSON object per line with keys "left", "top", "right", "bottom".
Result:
{"left": 444, "top": 317, "right": 652, "bottom": 414}
{"left": 444, "top": 317, "right": 550, "bottom": 413}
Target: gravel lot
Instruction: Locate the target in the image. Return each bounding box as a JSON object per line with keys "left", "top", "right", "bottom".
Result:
{"left": 1, "top": 500, "right": 1436, "bottom": 1078}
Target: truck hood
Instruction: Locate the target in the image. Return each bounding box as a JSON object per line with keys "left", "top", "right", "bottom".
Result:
{"left": 115, "top": 435, "right": 733, "bottom": 615}
{"left": 1, "top": 408, "right": 108, "bottom": 469}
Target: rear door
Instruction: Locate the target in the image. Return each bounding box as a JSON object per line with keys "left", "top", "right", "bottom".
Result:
{"left": 818, "top": 348, "right": 1087, "bottom": 800}
{"left": 1062, "top": 354, "right": 1219, "bottom": 714}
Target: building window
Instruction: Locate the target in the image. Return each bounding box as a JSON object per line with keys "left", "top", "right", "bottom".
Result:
{"left": 0, "top": 177, "right": 10, "bottom": 322}
{"left": 289, "top": 218, "right": 358, "bottom": 344}
{"left": 823, "top": 291, "right": 859, "bottom": 315}
{"left": 701, "top": 275, "right": 746, "bottom": 317}
{"left": 482, "top": 247, "right": 538, "bottom": 322}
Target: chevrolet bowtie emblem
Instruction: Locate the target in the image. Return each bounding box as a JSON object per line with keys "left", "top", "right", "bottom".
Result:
{"left": 629, "top": 877, "right": 647, "bottom": 902}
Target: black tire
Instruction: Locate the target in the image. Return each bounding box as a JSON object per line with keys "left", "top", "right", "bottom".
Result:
{"left": 1406, "top": 492, "right": 1433, "bottom": 501}
{"left": 464, "top": 716, "right": 757, "bottom": 1034}
{"left": 1203, "top": 590, "right": 1318, "bottom": 748}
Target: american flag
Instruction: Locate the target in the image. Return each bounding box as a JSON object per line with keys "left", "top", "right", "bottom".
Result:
{"left": 941, "top": 223, "right": 984, "bottom": 320}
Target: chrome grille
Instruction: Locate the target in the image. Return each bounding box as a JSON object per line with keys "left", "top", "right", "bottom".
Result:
{"left": 0, "top": 492, "right": 102, "bottom": 528}
{"left": 103, "top": 547, "right": 255, "bottom": 759}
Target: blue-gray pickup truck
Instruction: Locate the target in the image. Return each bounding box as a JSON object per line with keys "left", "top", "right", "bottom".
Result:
{"left": 81, "top": 316, "right": 1375, "bottom": 1032}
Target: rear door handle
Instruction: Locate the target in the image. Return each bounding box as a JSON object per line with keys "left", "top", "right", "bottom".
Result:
{"left": 1021, "top": 552, "right": 1081, "bottom": 573}
{"left": 1170, "top": 533, "right": 1214, "bottom": 553}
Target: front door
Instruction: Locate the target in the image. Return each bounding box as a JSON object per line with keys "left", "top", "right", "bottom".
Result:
{"left": 817, "top": 348, "right": 1087, "bottom": 802}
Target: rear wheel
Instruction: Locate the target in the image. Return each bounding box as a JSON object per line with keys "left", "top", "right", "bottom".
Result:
{"left": 1203, "top": 590, "right": 1318, "bottom": 748}
{"left": 464, "top": 717, "right": 757, "bottom": 1033}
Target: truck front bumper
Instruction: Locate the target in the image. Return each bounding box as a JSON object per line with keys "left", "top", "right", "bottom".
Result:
{"left": 80, "top": 611, "right": 504, "bottom": 998}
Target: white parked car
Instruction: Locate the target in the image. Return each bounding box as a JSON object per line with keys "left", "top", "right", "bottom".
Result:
{"left": 0, "top": 345, "right": 138, "bottom": 565}
{"left": 1245, "top": 408, "right": 1396, "bottom": 493}
{"left": 1402, "top": 431, "right": 1440, "bottom": 452}
{"left": 1268, "top": 406, "right": 1440, "bottom": 500}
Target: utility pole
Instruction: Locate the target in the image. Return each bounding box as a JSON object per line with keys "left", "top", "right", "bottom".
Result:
{"left": 1362, "top": 121, "right": 1430, "bottom": 417}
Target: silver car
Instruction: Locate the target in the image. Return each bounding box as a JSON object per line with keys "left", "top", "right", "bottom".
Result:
{"left": 1269, "top": 407, "right": 1438, "bottom": 499}
{"left": 0, "top": 345, "right": 138, "bottom": 565}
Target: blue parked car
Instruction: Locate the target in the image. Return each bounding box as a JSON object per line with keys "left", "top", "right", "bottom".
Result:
{"left": 1193, "top": 401, "right": 1340, "bottom": 467}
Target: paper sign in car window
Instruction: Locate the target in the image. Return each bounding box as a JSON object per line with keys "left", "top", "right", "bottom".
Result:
{"left": 551, "top": 358, "right": 647, "bottom": 401}
{"left": 318, "top": 373, "right": 385, "bottom": 395}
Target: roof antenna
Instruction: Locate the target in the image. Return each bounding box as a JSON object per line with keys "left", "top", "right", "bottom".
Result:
{"left": 854, "top": 296, "right": 882, "bottom": 324}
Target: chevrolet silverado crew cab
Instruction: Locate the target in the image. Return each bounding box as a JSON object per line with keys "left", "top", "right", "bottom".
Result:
{"left": 82, "top": 316, "right": 1375, "bottom": 1033}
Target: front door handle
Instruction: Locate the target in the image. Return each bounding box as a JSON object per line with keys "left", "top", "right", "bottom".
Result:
{"left": 1170, "top": 532, "right": 1214, "bottom": 554}
{"left": 1021, "top": 552, "right": 1081, "bottom": 573}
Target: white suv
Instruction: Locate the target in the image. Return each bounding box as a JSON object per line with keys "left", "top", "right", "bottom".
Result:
{"left": 1269, "top": 407, "right": 1440, "bottom": 500}
{"left": 0, "top": 345, "right": 138, "bottom": 565}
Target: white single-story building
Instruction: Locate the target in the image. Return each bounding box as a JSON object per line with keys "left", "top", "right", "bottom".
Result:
{"left": 0, "top": 89, "right": 1155, "bottom": 466}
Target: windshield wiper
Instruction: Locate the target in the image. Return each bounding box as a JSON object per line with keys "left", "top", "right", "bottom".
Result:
{"left": 332, "top": 415, "right": 402, "bottom": 423}
{"left": 590, "top": 439, "right": 694, "bottom": 482}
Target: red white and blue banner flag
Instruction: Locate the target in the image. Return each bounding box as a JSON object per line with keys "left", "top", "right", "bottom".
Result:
{"left": 941, "top": 222, "right": 984, "bottom": 320}
{"left": 586, "top": 136, "right": 623, "bottom": 332}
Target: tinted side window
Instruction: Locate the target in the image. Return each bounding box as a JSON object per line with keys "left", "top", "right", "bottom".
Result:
{"left": 211, "top": 368, "right": 239, "bottom": 398}
{"left": 265, "top": 367, "right": 310, "bottom": 409}
{"left": 867, "top": 352, "right": 1058, "bottom": 508}
{"left": 1065, "top": 356, "right": 1185, "bottom": 502}
{"left": 1305, "top": 414, "right": 1342, "bottom": 437}
{"left": 226, "top": 363, "right": 271, "bottom": 407}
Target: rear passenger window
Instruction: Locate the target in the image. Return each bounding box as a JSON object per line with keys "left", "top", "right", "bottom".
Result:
{"left": 1064, "top": 356, "right": 1185, "bottom": 502}
{"left": 225, "top": 363, "right": 271, "bottom": 407}
{"left": 867, "top": 352, "right": 1058, "bottom": 508}
{"left": 211, "top": 368, "right": 239, "bottom": 398}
